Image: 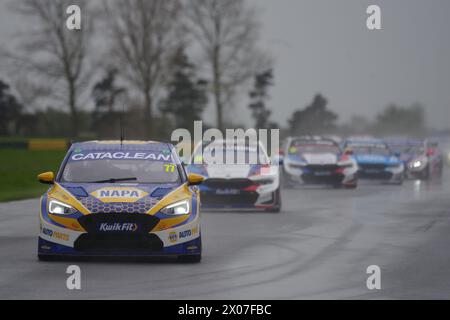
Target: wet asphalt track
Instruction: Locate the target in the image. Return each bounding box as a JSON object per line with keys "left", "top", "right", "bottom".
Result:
{"left": 1, "top": 171, "right": 450, "bottom": 299}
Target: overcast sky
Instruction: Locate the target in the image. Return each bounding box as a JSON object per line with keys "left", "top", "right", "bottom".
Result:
{"left": 0, "top": 0, "right": 449, "bottom": 129}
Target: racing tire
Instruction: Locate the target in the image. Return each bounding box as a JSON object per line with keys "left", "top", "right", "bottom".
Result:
{"left": 178, "top": 254, "right": 202, "bottom": 263}
{"left": 422, "top": 165, "right": 430, "bottom": 180}
{"left": 266, "top": 188, "right": 282, "bottom": 213}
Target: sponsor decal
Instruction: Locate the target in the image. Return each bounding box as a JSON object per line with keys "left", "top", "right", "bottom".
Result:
{"left": 91, "top": 187, "right": 148, "bottom": 203}
{"left": 42, "top": 227, "right": 69, "bottom": 241}
{"left": 164, "top": 163, "right": 176, "bottom": 172}
{"left": 169, "top": 231, "right": 178, "bottom": 243}
{"left": 216, "top": 189, "right": 240, "bottom": 195}
{"left": 179, "top": 227, "right": 199, "bottom": 239}
{"left": 98, "top": 222, "right": 138, "bottom": 232}
{"left": 70, "top": 151, "right": 172, "bottom": 162}
{"left": 169, "top": 227, "right": 199, "bottom": 243}
{"left": 179, "top": 230, "right": 192, "bottom": 239}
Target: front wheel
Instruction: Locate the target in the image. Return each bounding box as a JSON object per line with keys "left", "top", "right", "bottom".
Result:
{"left": 266, "top": 188, "right": 282, "bottom": 213}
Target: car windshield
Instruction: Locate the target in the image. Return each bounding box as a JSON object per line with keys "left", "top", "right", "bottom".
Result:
{"left": 60, "top": 152, "right": 181, "bottom": 184}
{"left": 390, "top": 145, "right": 424, "bottom": 155}
{"left": 349, "top": 144, "right": 391, "bottom": 156}
{"left": 192, "top": 144, "right": 269, "bottom": 165}
{"left": 289, "top": 141, "right": 340, "bottom": 155}
{"left": 290, "top": 145, "right": 340, "bottom": 155}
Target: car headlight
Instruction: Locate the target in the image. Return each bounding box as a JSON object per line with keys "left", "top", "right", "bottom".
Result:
{"left": 408, "top": 157, "right": 427, "bottom": 169}
{"left": 411, "top": 160, "right": 423, "bottom": 168}
{"left": 160, "top": 199, "right": 190, "bottom": 215}
{"left": 48, "top": 199, "right": 77, "bottom": 215}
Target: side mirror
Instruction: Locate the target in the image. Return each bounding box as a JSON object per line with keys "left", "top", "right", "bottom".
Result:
{"left": 187, "top": 173, "right": 204, "bottom": 186}
{"left": 37, "top": 172, "right": 55, "bottom": 184}
{"left": 276, "top": 150, "right": 285, "bottom": 165}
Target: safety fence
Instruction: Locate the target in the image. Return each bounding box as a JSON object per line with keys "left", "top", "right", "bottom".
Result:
{"left": 0, "top": 139, "right": 70, "bottom": 151}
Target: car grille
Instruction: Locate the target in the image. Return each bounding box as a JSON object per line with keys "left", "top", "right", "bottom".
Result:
{"left": 301, "top": 174, "right": 344, "bottom": 185}
{"left": 78, "top": 213, "right": 160, "bottom": 234}
{"left": 201, "top": 192, "right": 259, "bottom": 207}
{"left": 203, "top": 178, "right": 254, "bottom": 189}
{"left": 74, "top": 233, "right": 163, "bottom": 252}
{"left": 359, "top": 163, "right": 387, "bottom": 170}
{"left": 78, "top": 197, "right": 158, "bottom": 214}
{"left": 358, "top": 171, "right": 393, "bottom": 180}
{"left": 75, "top": 213, "right": 162, "bottom": 252}
{"left": 306, "top": 164, "right": 338, "bottom": 171}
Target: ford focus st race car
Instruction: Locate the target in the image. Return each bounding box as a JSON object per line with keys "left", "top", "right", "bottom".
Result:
{"left": 187, "top": 140, "right": 281, "bottom": 212}
{"left": 342, "top": 138, "right": 404, "bottom": 185}
{"left": 281, "top": 136, "right": 358, "bottom": 188}
{"left": 387, "top": 138, "right": 443, "bottom": 180}
{"left": 37, "top": 141, "right": 204, "bottom": 262}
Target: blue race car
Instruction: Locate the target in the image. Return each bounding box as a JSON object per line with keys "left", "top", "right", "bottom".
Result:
{"left": 342, "top": 138, "right": 404, "bottom": 185}
{"left": 37, "top": 140, "right": 204, "bottom": 262}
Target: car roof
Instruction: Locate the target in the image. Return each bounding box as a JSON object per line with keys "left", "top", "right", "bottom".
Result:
{"left": 385, "top": 138, "right": 424, "bottom": 146}
{"left": 289, "top": 137, "right": 338, "bottom": 146}
{"left": 345, "top": 138, "right": 385, "bottom": 144}
{"left": 69, "top": 140, "right": 172, "bottom": 152}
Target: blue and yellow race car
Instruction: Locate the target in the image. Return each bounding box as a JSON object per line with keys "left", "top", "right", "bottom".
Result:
{"left": 37, "top": 140, "right": 203, "bottom": 262}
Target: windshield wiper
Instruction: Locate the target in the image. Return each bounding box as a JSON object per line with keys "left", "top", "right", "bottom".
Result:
{"left": 92, "top": 177, "right": 138, "bottom": 183}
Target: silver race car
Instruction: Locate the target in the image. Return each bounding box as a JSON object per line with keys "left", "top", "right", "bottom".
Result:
{"left": 187, "top": 140, "right": 282, "bottom": 212}
{"left": 282, "top": 136, "right": 358, "bottom": 188}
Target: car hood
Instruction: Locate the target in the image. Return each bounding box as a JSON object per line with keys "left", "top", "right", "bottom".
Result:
{"left": 301, "top": 153, "right": 338, "bottom": 165}
{"left": 354, "top": 154, "right": 399, "bottom": 165}
{"left": 205, "top": 164, "right": 251, "bottom": 179}
{"left": 399, "top": 153, "right": 416, "bottom": 163}
{"left": 58, "top": 182, "right": 178, "bottom": 214}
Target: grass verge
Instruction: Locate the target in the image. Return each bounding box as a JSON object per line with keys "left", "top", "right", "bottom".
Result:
{"left": 0, "top": 150, "right": 65, "bottom": 202}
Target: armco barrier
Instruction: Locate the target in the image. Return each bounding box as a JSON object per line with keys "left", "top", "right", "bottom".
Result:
{"left": 0, "top": 141, "right": 28, "bottom": 149}
{"left": 28, "top": 139, "right": 69, "bottom": 151}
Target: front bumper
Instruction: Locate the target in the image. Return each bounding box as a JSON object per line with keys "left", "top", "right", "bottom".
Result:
{"left": 200, "top": 178, "right": 279, "bottom": 210}
{"left": 357, "top": 164, "right": 404, "bottom": 183}
{"left": 38, "top": 211, "right": 201, "bottom": 257}
{"left": 283, "top": 163, "right": 357, "bottom": 186}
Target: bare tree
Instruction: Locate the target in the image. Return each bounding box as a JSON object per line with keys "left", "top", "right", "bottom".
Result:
{"left": 103, "top": 0, "right": 181, "bottom": 138}
{"left": 7, "top": 0, "right": 94, "bottom": 138}
{"left": 185, "top": 0, "right": 267, "bottom": 130}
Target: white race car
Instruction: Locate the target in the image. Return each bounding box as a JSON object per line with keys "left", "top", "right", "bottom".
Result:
{"left": 187, "top": 140, "right": 282, "bottom": 212}
{"left": 282, "top": 136, "right": 358, "bottom": 188}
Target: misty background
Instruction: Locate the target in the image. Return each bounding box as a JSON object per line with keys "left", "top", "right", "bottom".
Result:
{"left": 0, "top": 0, "right": 449, "bottom": 140}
